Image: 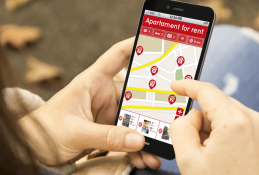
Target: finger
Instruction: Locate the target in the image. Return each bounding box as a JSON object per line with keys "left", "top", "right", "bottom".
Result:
{"left": 141, "top": 151, "right": 161, "bottom": 170}
{"left": 129, "top": 152, "right": 147, "bottom": 169}
{"left": 114, "top": 81, "right": 124, "bottom": 103}
{"left": 93, "top": 37, "right": 134, "bottom": 78}
{"left": 199, "top": 130, "right": 209, "bottom": 145}
{"left": 201, "top": 111, "right": 211, "bottom": 133}
{"left": 171, "top": 80, "right": 233, "bottom": 122}
{"left": 170, "top": 109, "right": 203, "bottom": 158}
{"left": 67, "top": 149, "right": 95, "bottom": 164}
{"left": 171, "top": 80, "right": 229, "bottom": 109}
{"left": 76, "top": 121, "right": 145, "bottom": 152}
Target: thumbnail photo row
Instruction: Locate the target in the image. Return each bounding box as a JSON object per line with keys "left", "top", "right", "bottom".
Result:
{"left": 117, "top": 109, "right": 180, "bottom": 144}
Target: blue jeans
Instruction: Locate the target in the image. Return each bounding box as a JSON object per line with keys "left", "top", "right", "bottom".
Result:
{"left": 132, "top": 25, "right": 259, "bottom": 175}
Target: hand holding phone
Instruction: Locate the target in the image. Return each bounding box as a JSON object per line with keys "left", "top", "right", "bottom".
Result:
{"left": 115, "top": 0, "right": 215, "bottom": 159}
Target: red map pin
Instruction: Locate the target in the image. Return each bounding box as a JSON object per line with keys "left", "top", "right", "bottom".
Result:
{"left": 148, "top": 79, "right": 156, "bottom": 89}
{"left": 138, "top": 122, "right": 142, "bottom": 127}
{"left": 177, "top": 56, "right": 185, "bottom": 66}
{"left": 185, "top": 75, "right": 193, "bottom": 79}
{"left": 174, "top": 116, "right": 179, "bottom": 120}
{"left": 136, "top": 46, "right": 143, "bottom": 56}
{"left": 168, "top": 95, "right": 176, "bottom": 105}
{"left": 125, "top": 91, "right": 132, "bottom": 101}
{"left": 151, "top": 66, "right": 158, "bottom": 76}
{"left": 119, "top": 116, "right": 123, "bottom": 121}
{"left": 159, "top": 128, "right": 163, "bottom": 133}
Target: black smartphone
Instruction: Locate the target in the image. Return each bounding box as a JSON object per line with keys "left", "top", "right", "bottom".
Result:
{"left": 114, "top": 0, "right": 215, "bottom": 160}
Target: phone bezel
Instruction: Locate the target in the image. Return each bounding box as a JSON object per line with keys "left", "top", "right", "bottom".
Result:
{"left": 114, "top": 0, "right": 215, "bottom": 160}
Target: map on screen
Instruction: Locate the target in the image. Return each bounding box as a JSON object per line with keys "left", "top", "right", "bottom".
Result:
{"left": 116, "top": 10, "right": 209, "bottom": 144}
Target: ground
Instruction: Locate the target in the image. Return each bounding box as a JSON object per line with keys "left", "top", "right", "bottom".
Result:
{"left": 0, "top": 0, "right": 258, "bottom": 100}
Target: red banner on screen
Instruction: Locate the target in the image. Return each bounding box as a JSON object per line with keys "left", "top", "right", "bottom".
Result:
{"left": 142, "top": 15, "right": 208, "bottom": 39}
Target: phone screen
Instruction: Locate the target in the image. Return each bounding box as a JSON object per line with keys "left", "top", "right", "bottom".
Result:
{"left": 116, "top": 10, "right": 209, "bottom": 145}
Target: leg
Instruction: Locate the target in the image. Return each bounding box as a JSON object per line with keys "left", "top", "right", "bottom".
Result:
{"left": 160, "top": 25, "right": 259, "bottom": 175}
{"left": 193, "top": 25, "right": 259, "bottom": 111}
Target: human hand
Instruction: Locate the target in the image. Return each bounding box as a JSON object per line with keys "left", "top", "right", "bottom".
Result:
{"left": 170, "top": 79, "right": 259, "bottom": 175}
{"left": 19, "top": 38, "right": 161, "bottom": 169}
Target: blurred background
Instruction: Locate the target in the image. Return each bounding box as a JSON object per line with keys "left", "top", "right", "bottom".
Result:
{"left": 0, "top": 0, "right": 259, "bottom": 101}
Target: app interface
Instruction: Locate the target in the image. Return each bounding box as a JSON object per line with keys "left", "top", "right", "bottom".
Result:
{"left": 117, "top": 10, "right": 209, "bottom": 145}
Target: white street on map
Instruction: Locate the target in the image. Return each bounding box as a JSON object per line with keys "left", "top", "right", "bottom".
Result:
{"left": 122, "top": 34, "right": 202, "bottom": 123}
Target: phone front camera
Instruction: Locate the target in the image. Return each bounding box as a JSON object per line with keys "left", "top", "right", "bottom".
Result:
{"left": 166, "top": 6, "right": 170, "bottom": 9}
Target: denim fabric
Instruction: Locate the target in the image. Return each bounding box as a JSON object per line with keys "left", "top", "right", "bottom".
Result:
{"left": 130, "top": 167, "right": 178, "bottom": 175}
{"left": 40, "top": 167, "right": 62, "bottom": 175}
{"left": 193, "top": 25, "right": 259, "bottom": 112}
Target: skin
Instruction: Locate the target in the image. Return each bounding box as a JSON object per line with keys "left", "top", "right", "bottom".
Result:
{"left": 19, "top": 37, "right": 161, "bottom": 169}
{"left": 19, "top": 36, "right": 259, "bottom": 174}
{"left": 170, "top": 80, "right": 259, "bottom": 175}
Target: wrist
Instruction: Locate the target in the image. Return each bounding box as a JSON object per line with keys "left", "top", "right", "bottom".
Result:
{"left": 18, "top": 113, "right": 58, "bottom": 165}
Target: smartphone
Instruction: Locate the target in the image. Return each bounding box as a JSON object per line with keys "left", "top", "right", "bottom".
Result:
{"left": 115, "top": 0, "right": 215, "bottom": 160}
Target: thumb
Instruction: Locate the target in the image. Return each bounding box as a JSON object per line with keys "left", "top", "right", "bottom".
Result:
{"left": 79, "top": 122, "right": 145, "bottom": 152}
{"left": 170, "top": 109, "right": 203, "bottom": 158}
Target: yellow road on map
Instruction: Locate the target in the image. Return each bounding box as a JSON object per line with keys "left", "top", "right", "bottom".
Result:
{"left": 126, "top": 87, "right": 177, "bottom": 95}
{"left": 130, "top": 41, "right": 179, "bottom": 72}
{"left": 121, "top": 106, "right": 186, "bottom": 110}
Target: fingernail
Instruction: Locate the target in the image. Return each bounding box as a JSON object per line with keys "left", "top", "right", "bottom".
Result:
{"left": 124, "top": 133, "right": 144, "bottom": 149}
